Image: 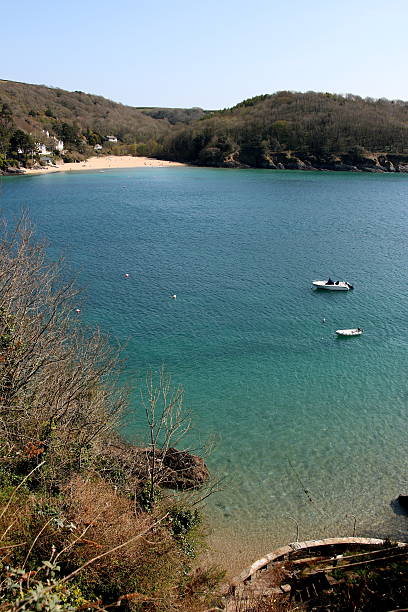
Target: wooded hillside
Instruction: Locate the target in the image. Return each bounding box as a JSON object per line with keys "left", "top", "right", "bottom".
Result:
{"left": 2, "top": 80, "right": 408, "bottom": 172}
{"left": 161, "top": 91, "right": 408, "bottom": 170}
{"left": 0, "top": 79, "right": 176, "bottom": 144}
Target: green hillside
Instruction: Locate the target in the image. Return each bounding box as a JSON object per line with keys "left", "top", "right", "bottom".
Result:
{"left": 0, "top": 79, "right": 192, "bottom": 142}
{"left": 2, "top": 80, "right": 408, "bottom": 172}
{"left": 161, "top": 91, "right": 408, "bottom": 170}
{"left": 137, "top": 106, "right": 207, "bottom": 124}
{"left": 0, "top": 80, "right": 206, "bottom": 166}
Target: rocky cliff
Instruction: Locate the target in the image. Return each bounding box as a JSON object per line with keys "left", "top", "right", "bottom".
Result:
{"left": 204, "top": 150, "right": 408, "bottom": 173}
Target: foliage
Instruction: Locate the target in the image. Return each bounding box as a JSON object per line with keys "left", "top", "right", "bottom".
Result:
{"left": 0, "top": 154, "right": 8, "bottom": 170}
{"left": 9, "top": 129, "right": 36, "bottom": 163}
{"left": 4, "top": 79, "right": 408, "bottom": 171}
{"left": 140, "top": 367, "right": 192, "bottom": 508}
{"left": 229, "top": 94, "right": 271, "bottom": 110}
{"left": 4, "top": 80, "right": 408, "bottom": 169}
{"left": 324, "top": 561, "right": 408, "bottom": 611}
{"left": 53, "top": 122, "right": 81, "bottom": 146}
{"left": 0, "top": 561, "right": 85, "bottom": 611}
{"left": 162, "top": 90, "right": 408, "bottom": 166}
{"left": 0, "top": 102, "right": 14, "bottom": 156}
{"left": 168, "top": 507, "right": 201, "bottom": 558}
{"left": 0, "top": 475, "right": 215, "bottom": 611}
{"left": 137, "top": 480, "right": 162, "bottom": 512}
{"left": 83, "top": 128, "right": 102, "bottom": 146}
{"left": 169, "top": 507, "right": 200, "bottom": 538}
{"left": 139, "top": 106, "right": 206, "bottom": 125}
{"left": 0, "top": 217, "right": 126, "bottom": 491}
{"left": 0, "top": 216, "right": 222, "bottom": 610}
{"left": 0, "top": 79, "right": 174, "bottom": 158}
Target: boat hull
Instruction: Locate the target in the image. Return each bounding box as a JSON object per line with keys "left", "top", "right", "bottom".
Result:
{"left": 336, "top": 329, "right": 363, "bottom": 336}
{"left": 312, "top": 280, "right": 350, "bottom": 291}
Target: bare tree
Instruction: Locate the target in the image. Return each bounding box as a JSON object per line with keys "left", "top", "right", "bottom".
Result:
{"left": 0, "top": 215, "right": 222, "bottom": 612}
{"left": 0, "top": 214, "right": 126, "bottom": 488}
{"left": 140, "top": 366, "right": 192, "bottom": 506}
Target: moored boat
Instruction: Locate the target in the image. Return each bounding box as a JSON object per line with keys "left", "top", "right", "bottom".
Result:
{"left": 312, "top": 278, "right": 353, "bottom": 291}
{"left": 336, "top": 328, "right": 363, "bottom": 336}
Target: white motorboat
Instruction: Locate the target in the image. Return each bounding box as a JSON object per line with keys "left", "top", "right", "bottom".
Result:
{"left": 312, "top": 279, "right": 353, "bottom": 291}
{"left": 336, "top": 328, "right": 363, "bottom": 336}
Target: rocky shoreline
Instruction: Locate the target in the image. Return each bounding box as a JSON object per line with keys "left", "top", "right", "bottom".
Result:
{"left": 3, "top": 152, "right": 408, "bottom": 176}
{"left": 212, "top": 151, "right": 408, "bottom": 173}
{"left": 0, "top": 166, "right": 26, "bottom": 176}
{"left": 100, "top": 440, "right": 210, "bottom": 491}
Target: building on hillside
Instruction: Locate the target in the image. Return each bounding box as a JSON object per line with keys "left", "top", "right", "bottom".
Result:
{"left": 106, "top": 135, "right": 118, "bottom": 143}
{"left": 36, "top": 143, "right": 49, "bottom": 155}
{"left": 40, "top": 155, "right": 54, "bottom": 166}
{"left": 94, "top": 144, "right": 103, "bottom": 151}
{"left": 54, "top": 139, "right": 64, "bottom": 152}
{"left": 36, "top": 137, "right": 64, "bottom": 155}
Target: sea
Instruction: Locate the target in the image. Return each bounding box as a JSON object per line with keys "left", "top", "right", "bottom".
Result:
{"left": 1, "top": 166, "right": 408, "bottom": 570}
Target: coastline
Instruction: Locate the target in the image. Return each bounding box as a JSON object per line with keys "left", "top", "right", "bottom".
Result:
{"left": 10, "top": 153, "right": 408, "bottom": 177}
{"left": 22, "top": 155, "right": 186, "bottom": 176}
{"left": 3, "top": 161, "right": 408, "bottom": 589}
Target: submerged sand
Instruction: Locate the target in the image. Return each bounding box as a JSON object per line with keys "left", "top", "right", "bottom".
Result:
{"left": 23, "top": 156, "right": 185, "bottom": 175}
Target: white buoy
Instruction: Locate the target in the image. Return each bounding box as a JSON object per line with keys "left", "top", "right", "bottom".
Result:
{"left": 124, "top": 273, "right": 130, "bottom": 278}
{"left": 75, "top": 308, "right": 81, "bottom": 314}
{"left": 322, "top": 317, "right": 326, "bottom": 323}
{"left": 171, "top": 294, "right": 177, "bottom": 300}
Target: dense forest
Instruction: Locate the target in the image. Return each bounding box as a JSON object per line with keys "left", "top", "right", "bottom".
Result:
{"left": 2, "top": 80, "right": 408, "bottom": 172}
{"left": 161, "top": 91, "right": 408, "bottom": 171}
{"left": 0, "top": 79, "right": 205, "bottom": 168}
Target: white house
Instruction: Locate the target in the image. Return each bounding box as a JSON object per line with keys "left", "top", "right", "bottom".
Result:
{"left": 94, "top": 144, "right": 103, "bottom": 151}
{"left": 35, "top": 137, "right": 64, "bottom": 155}
{"left": 54, "top": 138, "right": 64, "bottom": 152}
{"left": 106, "top": 135, "right": 118, "bottom": 143}
{"left": 36, "top": 143, "right": 49, "bottom": 155}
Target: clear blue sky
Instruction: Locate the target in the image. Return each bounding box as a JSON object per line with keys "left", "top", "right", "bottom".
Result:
{"left": 4, "top": 0, "right": 408, "bottom": 109}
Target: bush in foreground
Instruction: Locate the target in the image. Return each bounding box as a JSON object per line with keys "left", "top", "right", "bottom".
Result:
{"left": 0, "top": 216, "right": 223, "bottom": 611}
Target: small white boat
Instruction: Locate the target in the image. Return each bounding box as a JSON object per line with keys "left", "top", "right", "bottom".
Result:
{"left": 312, "top": 279, "right": 353, "bottom": 291}
{"left": 336, "top": 328, "right": 363, "bottom": 336}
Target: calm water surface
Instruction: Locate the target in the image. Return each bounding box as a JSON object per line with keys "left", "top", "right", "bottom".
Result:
{"left": 1, "top": 167, "right": 408, "bottom": 568}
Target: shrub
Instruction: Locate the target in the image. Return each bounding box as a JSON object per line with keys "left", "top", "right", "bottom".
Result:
{"left": 0, "top": 216, "right": 222, "bottom": 611}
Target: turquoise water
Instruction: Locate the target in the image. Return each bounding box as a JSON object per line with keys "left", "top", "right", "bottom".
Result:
{"left": 1, "top": 167, "right": 408, "bottom": 565}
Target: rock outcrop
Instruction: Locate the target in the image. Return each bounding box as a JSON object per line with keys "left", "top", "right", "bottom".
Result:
{"left": 99, "top": 441, "right": 209, "bottom": 490}
{"left": 397, "top": 494, "right": 408, "bottom": 511}
{"left": 158, "top": 447, "right": 209, "bottom": 489}
{"left": 0, "top": 166, "right": 25, "bottom": 176}
{"left": 198, "top": 149, "right": 408, "bottom": 173}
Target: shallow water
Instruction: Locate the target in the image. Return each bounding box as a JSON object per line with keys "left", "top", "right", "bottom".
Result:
{"left": 2, "top": 167, "right": 408, "bottom": 568}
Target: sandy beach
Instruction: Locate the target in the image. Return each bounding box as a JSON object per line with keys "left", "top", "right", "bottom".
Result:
{"left": 23, "top": 156, "right": 185, "bottom": 175}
